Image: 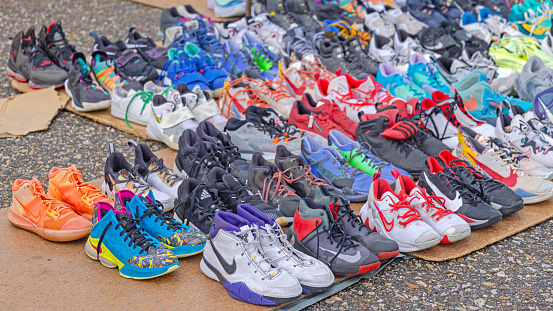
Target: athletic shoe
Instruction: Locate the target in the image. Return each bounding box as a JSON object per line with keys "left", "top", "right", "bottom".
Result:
{"left": 343, "top": 36, "right": 379, "bottom": 77}
{"left": 496, "top": 114, "right": 553, "bottom": 168}
{"left": 237, "top": 204, "right": 335, "bottom": 292}
{"left": 524, "top": 111, "right": 553, "bottom": 146}
{"left": 417, "top": 157, "right": 502, "bottom": 229}
{"left": 85, "top": 201, "right": 179, "bottom": 279}
{"left": 201, "top": 212, "right": 302, "bottom": 305}
{"left": 146, "top": 95, "right": 197, "bottom": 149}
{"left": 377, "top": 63, "right": 426, "bottom": 101}
{"left": 508, "top": 2, "right": 551, "bottom": 39}
{"left": 241, "top": 71, "right": 295, "bottom": 119}
{"left": 368, "top": 34, "right": 396, "bottom": 63}
{"left": 37, "top": 22, "right": 76, "bottom": 71}
{"left": 443, "top": 21, "right": 490, "bottom": 56}
{"left": 355, "top": 115, "right": 430, "bottom": 177}
{"left": 117, "top": 190, "right": 206, "bottom": 257}
{"left": 9, "top": 179, "right": 91, "bottom": 242}
{"left": 129, "top": 141, "right": 184, "bottom": 208}
{"left": 173, "top": 178, "right": 230, "bottom": 234}
{"left": 183, "top": 44, "right": 227, "bottom": 97}
{"left": 113, "top": 49, "right": 158, "bottom": 84}
{"left": 364, "top": 11, "right": 395, "bottom": 38}
{"left": 64, "top": 52, "right": 110, "bottom": 112}
{"left": 247, "top": 152, "right": 301, "bottom": 221}
{"left": 248, "top": 14, "right": 286, "bottom": 56}
{"left": 208, "top": 0, "right": 246, "bottom": 17}
{"left": 283, "top": 26, "right": 317, "bottom": 59}
{"left": 6, "top": 27, "right": 67, "bottom": 89}
{"left": 287, "top": 198, "right": 380, "bottom": 276}
{"left": 408, "top": 0, "right": 447, "bottom": 27}
{"left": 454, "top": 128, "right": 552, "bottom": 205}
{"left": 243, "top": 31, "right": 279, "bottom": 74}
{"left": 206, "top": 167, "right": 286, "bottom": 224}
{"left": 328, "top": 129, "right": 411, "bottom": 183}
{"left": 278, "top": 56, "right": 319, "bottom": 99}
{"left": 314, "top": 185, "right": 400, "bottom": 258}
{"left": 160, "top": 50, "right": 212, "bottom": 92}
{"left": 91, "top": 51, "right": 143, "bottom": 97}
{"left": 382, "top": 8, "right": 426, "bottom": 36}
{"left": 285, "top": 0, "right": 320, "bottom": 29}
{"left": 90, "top": 31, "right": 127, "bottom": 58}
{"left": 393, "top": 169, "right": 471, "bottom": 244}
{"left": 360, "top": 174, "right": 441, "bottom": 252}
{"left": 301, "top": 136, "right": 373, "bottom": 202}
{"left": 288, "top": 100, "right": 351, "bottom": 139}
{"left": 174, "top": 129, "right": 223, "bottom": 181}
{"left": 302, "top": 93, "right": 358, "bottom": 138}
{"left": 101, "top": 149, "right": 174, "bottom": 210}
{"left": 341, "top": 73, "right": 407, "bottom": 109}
{"left": 433, "top": 0, "right": 462, "bottom": 22}
{"left": 185, "top": 19, "right": 224, "bottom": 61}
{"left": 460, "top": 12, "right": 492, "bottom": 44}
{"left": 458, "top": 49, "right": 519, "bottom": 94}
{"left": 407, "top": 53, "right": 451, "bottom": 97}
{"left": 177, "top": 83, "right": 226, "bottom": 127}
{"left": 111, "top": 87, "right": 154, "bottom": 127}
{"left": 160, "top": 7, "right": 184, "bottom": 31}
{"left": 477, "top": 7, "right": 525, "bottom": 39}
{"left": 514, "top": 56, "right": 553, "bottom": 103}
{"left": 312, "top": 33, "right": 350, "bottom": 75}
{"left": 48, "top": 165, "right": 111, "bottom": 221}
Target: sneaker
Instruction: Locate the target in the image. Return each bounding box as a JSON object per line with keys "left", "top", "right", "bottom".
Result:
{"left": 174, "top": 129, "right": 224, "bottom": 181}
{"left": 382, "top": 8, "right": 426, "bottom": 36}
{"left": 101, "top": 149, "right": 174, "bottom": 210}
{"left": 514, "top": 56, "right": 553, "bottom": 103}
{"left": 248, "top": 14, "right": 286, "bottom": 56}
{"left": 116, "top": 190, "right": 207, "bottom": 257}
{"left": 302, "top": 93, "right": 358, "bottom": 138}
{"left": 312, "top": 33, "right": 350, "bottom": 75}
{"left": 377, "top": 63, "right": 426, "bottom": 101}
{"left": 201, "top": 212, "right": 302, "bottom": 305}
{"left": 287, "top": 198, "right": 380, "bottom": 276}
{"left": 37, "top": 21, "right": 76, "bottom": 71}
{"left": 85, "top": 201, "right": 179, "bottom": 279}
{"left": 285, "top": 0, "right": 321, "bottom": 29}
{"left": 48, "top": 165, "right": 112, "bottom": 221}
{"left": 114, "top": 49, "right": 158, "bottom": 84}
{"left": 524, "top": 111, "right": 553, "bottom": 146}
{"left": 364, "top": 11, "right": 395, "bottom": 38}
{"left": 160, "top": 7, "right": 184, "bottom": 31}
{"left": 417, "top": 157, "right": 503, "bottom": 229}
{"left": 91, "top": 51, "right": 143, "bottom": 97}
{"left": 408, "top": 0, "right": 448, "bottom": 28}
{"left": 264, "top": 0, "right": 298, "bottom": 29}
{"left": 508, "top": 2, "right": 551, "bottom": 39}
{"left": 368, "top": 34, "right": 396, "bottom": 63}
{"left": 407, "top": 53, "right": 451, "bottom": 97}
{"left": 6, "top": 27, "right": 67, "bottom": 89}
{"left": 247, "top": 152, "right": 302, "bottom": 221}
{"left": 243, "top": 31, "right": 279, "bottom": 74}
{"left": 183, "top": 43, "right": 227, "bottom": 96}
{"left": 477, "top": 7, "right": 525, "bottom": 39}
{"left": 343, "top": 36, "right": 379, "bottom": 77}
{"left": 283, "top": 26, "right": 318, "bottom": 59}
{"left": 173, "top": 178, "right": 230, "bottom": 234}
{"left": 178, "top": 83, "right": 226, "bottom": 128}
{"left": 185, "top": 19, "right": 224, "bottom": 61}
{"left": 288, "top": 99, "right": 351, "bottom": 139}
{"left": 64, "top": 52, "right": 111, "bottom": 112}
{"left": 314, "top": 185, "right": 401, "bottom": 259}
{"left": 301, "top": 136, "right": 373, "bottom": 202}
{"left": 277, "top": 57, "right": 318, "bottom": 99}
{"left": 241, "top": 71, "right": 296, "bottom": 119}
{"left": 360, "top": 174, "right": 442, "bottom": 252}
{"left": 417, "top": 26, "right": 460, "bottom": 58}
{"left": 454, "top": 129, "right": 551, "bottom": 206}
{"left": 111, "top": 86, "right": 154, "bottom": 127}
{"left": 460, "top": 12, "right": 492, "bottom": 44}
{"left": 129, "top": 141, "right": 184, "bottom": 207}
{"left": 432, "top": 0, "right": 462, "bottom": 22}
{"left": 160, "top": 50, "right": 212, "bottom": 92}
{"left": 208, "top": 0, "right": 246, "bottom": 17}
{"left": 206, "top": 167, "right": 286, "bottom": 223}
{"left": 9, "top": 179, "right": 91, "bottom": 242}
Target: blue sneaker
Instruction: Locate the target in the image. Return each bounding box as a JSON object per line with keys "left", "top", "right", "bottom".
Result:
{"left": 408, "top": 0, "right": 447, "bottom": 27}
{"left": 85, "top": 201, "right": 179, "bottom": 279}
{"left": 184, "top": 43, "right": 227, "bottom": 94}
{"left": 377, "top": 63, "right": 426, "bottom": 100}
{"left": 300, "top": 136, "right": 373, "bottom": 202}
{"left": 117, "top": 190, "right": 207, "bottom": 258}
{"left": 221, "top": 40, "right": 273, "bottom": 79}
{"left": 407, "top": 53, "right": 451, "bottom": 97}
{"left": 158, "top": 48, "right": 211, "bottom": 90}
{"left": 327, "top": 130, "right": 411, "bottom": 185}
{"left": 186, "top": 18, "right": 224, "bottom": 60}
{"left": 167, "top": 21, "right": 201, "bottom": 49}
{"left": 242, "top": 31, "right": 279, "bottom": 74}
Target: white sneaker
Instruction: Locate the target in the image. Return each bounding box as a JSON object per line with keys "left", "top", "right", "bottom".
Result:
{"left": 146, "top": 95, "right": 198, "bottom": 150}
{"left": 200, "top": 212, "right": 303, "bottom": 305}
{"left": 111, "top": 86, "right": 154, "bottom": 126}
{"left": 360, "top": 176, "right": 441, "bottom": 252}
{"left": 393, "top": 172, "right": 471, "bottom": 243}
{"left": 541, "top": 32, "right": 553, "bottom": 59}
{"left": 382, "top": 8, "right": 426, "bottom": 36}
{"left": 248, "top": 13, "right": 286, "bottom": 55}
{"left": 369, "top": 34, "right": 396, "bottom": 63}
{"left": 419, "top": 98, "right": 460, "bottom": 149}
{"left": 393, "top": 30, "right": 424, "bottom": 61}
{"left": 476, "top": 6, "right": 525, "bottom": 38}
{"left": 364, "top": 12, "right": 396, "bottom": 38}
{"left": 237, "top": 204, "right": 334, "bottom": 293}
{"left": 208, "top": 0, "right": 246, "bottom": 18}
{"left": 460, "top": 13, "right": 492, "bottom": 44}
{"left": 186, "top": 85, "right": 227, "bottom": 130}
{"left": 524, "top": 111, "right": 553, "bottom": 146}
{"left": 220, "top": 17, "right": 250, "bottom": 45}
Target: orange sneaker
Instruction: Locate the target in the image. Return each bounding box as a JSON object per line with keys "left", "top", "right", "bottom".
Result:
{"left": 8, "top": 179, "right": 91, "bottom": 242}
{"left": 48, "top": 165, "right": 112, "bottom": 220}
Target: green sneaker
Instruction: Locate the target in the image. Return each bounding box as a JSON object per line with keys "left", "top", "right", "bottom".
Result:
{"left": 242, "top": 31, "right": 277, "bottom": 73}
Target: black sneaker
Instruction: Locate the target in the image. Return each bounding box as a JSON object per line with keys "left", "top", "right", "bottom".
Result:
{"left": 196, "top": 120, "right": 250, "bottom": 181}
{"left": 285, "top": 0, "right": 321, "bottom": 30}
{"left": 314, "top": 185, "right": 400, "bottom": 260}
{"left": 174, "top": 178, "right": 230, "bottom": 234}
{"left": 247, "top": 152, "right": 301, "bottom": 222}
{"left": 206, "top": 167, "right": 287, "bottom": 225}
{"left": 6, "top": 27, "right": 67, "bottom": 89}
{"left": 355, "top": 115, "right": 429, "bottom": 177}
{"left": 37, "top": 21, "right": 76, "bottom": 71}
{"left": 124, "top": 28, "right": 169, "bottom": 72}
{"left": 313, "top": 33, "right": 349, "bottom": 74}
{"left": 403, "top": 118, "right": 450, "bottom": 157}
{"left": 274, "top": 145, "right": 343, "bottom": 199}
{"left": 344, "top": 36, "right": 378, "bottom": 77}
{"left": 283, "top": 26, "right": 318, "bottom": 60}
{"left": 265, "top": 0, "right": 298, "bottom": 29}
{"left": 245, "top": 105, "right": 320, "bottom": 140}
{"left": 418, "top": 26, "right": 460, "bottom": 58}
{"left": 114, "top": 49, "right": 158, "bottom": 83}
{"left": 90, "top": 32, "right": 127, "bottom": 58}
{"left": 439, "top": 150, "right": 524, "bottom": 216}
{"left": 174, "top": 129, "right": 223, "bottom": 181}
{"left": 417, "top": 156, "right": 503, "bottom": 229}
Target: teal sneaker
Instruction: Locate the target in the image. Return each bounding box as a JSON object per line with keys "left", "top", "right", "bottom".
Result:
{"left": 406, "top": 53, "right": 451, "bottom": 97}
{"left": 117, "top": 190, "right": 207, "bottom": 258}
{"left": 377, "top": 63, "right": 426, "bottom": 100}
{"left": 508, "top": 1, "right": 552, "bottom": 39}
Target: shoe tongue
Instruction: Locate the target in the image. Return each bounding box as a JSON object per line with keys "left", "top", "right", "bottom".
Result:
{"left": 192, "top": 85, "right": 208, "bottom": 103}
{"left": 195, "top": 185, "right": 215, "bottom": 206}
{"left": 356, "top": 76, "right": 376, "bottom": 93}
{"left": 222, "top": 174, "right": 243, "bottom": 191}
{"left": 328, "top": 75, "right": 350, "bottom": 95}
{"left": 407, "top": 187, "right": 425, "bottom": 206}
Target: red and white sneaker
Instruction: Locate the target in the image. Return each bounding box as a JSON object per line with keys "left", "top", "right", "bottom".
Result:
{"left": 339, "top": 73, "right": 405, "bottom": 107}
{"left": 288, "top": 99, "right": 353, "bottom": 139}
{"left": 278, "top": 57, "right": 317, "bottom": 100}
{"left": 303, "top": 93, "right": 358, "bottom": 138}
{"left": 392, "top": 169, "right": 471, "bottom": 244}
{"left": 359, "top": 173, "right": 442, "bottom": 252}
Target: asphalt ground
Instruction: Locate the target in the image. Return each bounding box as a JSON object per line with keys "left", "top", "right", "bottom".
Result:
{"left": 1, "top": 1, "right": 552, "bottom": 310}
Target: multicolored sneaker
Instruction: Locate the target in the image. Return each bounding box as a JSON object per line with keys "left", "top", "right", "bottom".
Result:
{"left": 242, "top": 31, "right": 279, "bottom": 75}
{"left": 116, "top": 190, "right": 206, "bottom": 257}
{"left": 508, "top": 1, "right": 552, "bottom": 39}
{"left": 85, "top": 201, "right": 179, "bottom": 279}
{"left": 91, "top": 51, "right": 143, "bottom": 97}
{"left": 65, "top": 52, "right": 111, "bottom": 112}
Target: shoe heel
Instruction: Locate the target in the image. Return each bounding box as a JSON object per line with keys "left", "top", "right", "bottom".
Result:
{"left": 200, "top": 258, "right": 221, "bottom": 282}
{"left": 85, "top": 238, "right": 117, "bottom": 268}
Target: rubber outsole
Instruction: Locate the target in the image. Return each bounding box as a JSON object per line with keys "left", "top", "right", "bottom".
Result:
{"left": 8, "top": 209, "right": 91, "bottom": 242}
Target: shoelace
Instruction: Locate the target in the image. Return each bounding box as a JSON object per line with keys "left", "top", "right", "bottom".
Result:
{"left": 148, "top": 159, "right": 183, "bottom": 187}
{"left": 448, "top": 158, "right": 508, "bottom": 196}
{"left": 190, "top": 187, "right": 229, "bottom": 219}
{"left": 262, "top": 224, "right": 310, "bottom": 266}
{"left": 125, "top": 91, "right": 154, "bottom": 127}
{"left": 260, "top": 115, "right": 302, "bottom": 141}
{"left": 256, "top": 79, "right": 293, "bottom": 102}
{"left": 310, "top": 154, "right": 365, "bottom": 178}
{"left": 219, "top": 182, "right": 266, "bottom": 207}
{"left": 389, "top": 196, "right": 423, "bottom": 227}
{"left": 236, "top": 226, "right": 280, "bottom": 280}
{"left": 313, "top": 215, "right": 358, "bottom": 264}
{"left": 333, "top": 199, "right": 373, "bottom": 235}
{"left": 441, "top": 169, "right": 484, "bottom": 205}
{"left": 136, "top": 200, "right": 183, "bottom": 232}
{"left": 120, "top": 169, "right": 152, "bottom": 194}
{"left": 262, "top": 171, "right": 297, "bottom": 203}
{"left": 421, "top": 101, "right": 457, "bottom": 140}
{"left": 288, "top": 37, "right": 317, "bottom": 56}
{"left": 281, "top": 165, "right": 328, "bottom": 188}
{"left": 69, "top": 169, "right": 107, "bottom": 202}
{"left": 47, "top": 32, "right": 76, "bottom": 63}
{"left": 97, "top": 213, "right": 153, "bottom": 256}
{"left": 345, "top": 145, "right": 387, "bottom": 171}
{"left": 408, "top": 189, "right": 452, "bottom": 221}
{"left": 393, "top": 74, "right": 425, "bottom": 98}
{"left": 487, "top": 137, "right": 528, "bottom": 166}
{"left": 34, "top": 183, "right": 73, "bottom": 217}
{"left": 189, "top": 151, "right": 223, "bottom": 179}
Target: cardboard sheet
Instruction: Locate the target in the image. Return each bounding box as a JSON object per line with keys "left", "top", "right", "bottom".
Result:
{"left": 0, "top": 86, "right": 69, "bottom": 138}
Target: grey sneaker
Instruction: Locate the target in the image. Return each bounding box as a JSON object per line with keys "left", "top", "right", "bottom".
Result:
{"left": 344, "top": 36, "right": 379, "bottom": 77}
{"left": 514, "top": 56, "right": 553, "bottom": 102}
{"left": 247, "top": 152, "right": 301, "bottom": 221}
{"left": 313, "top": 33, "right": 349, "bottom": 73}
{"left": 264, "top": 0, "right": 298, "bottom": 29}
{"left": 314, "top": 185, "right": 400, "bottom": 260}
{"left": 65, "top": 52, "right": 111, "bottom": 112}
{"left": 285, "top": 0, "right": 320, "bottom": 30}
{"left": 284, "top": 26, "right": 318, "bottom": 59}
{"left": 286, "top": 198, "right": 380, "bottom": 276}
{"left": 459, "top": 49, "right": 519, "bottom": 94}
{"left": 6, "top": 27, "right": 67, "bottom": 89}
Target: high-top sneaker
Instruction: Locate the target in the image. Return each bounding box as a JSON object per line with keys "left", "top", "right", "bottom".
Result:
{"left": 38, "top": 21, "right": 77, "bottom": 71}
{"left": 174, "top": 129, "right": 223, "bottom": 181}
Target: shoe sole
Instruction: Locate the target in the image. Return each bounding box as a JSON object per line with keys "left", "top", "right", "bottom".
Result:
{"left": 456, "top": 211, "right": 502, "bottom": 230}
{"left": 64, "top": 80, "right": 111, "bottom": 112}
{"left": 519, "top": 189, "right": 553, "bottom": 205}
{"left": 8, "top": 209, "right": 91, "bottom": 242}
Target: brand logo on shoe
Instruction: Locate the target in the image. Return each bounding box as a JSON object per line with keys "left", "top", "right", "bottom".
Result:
{"left": 15, "top": 196, "right": 41, "bottom": 224}
{"left": 200, "top": 189, "right": 211, "bottom": 201}
{"left": 466, "top": 153, "right": 518, "bottom": 187}
{"left": 377, "top": 209, "right": 394, "bottom": 232}
{"left": 210, "top": 240, "right": 236, "bottom": 274}
{"left": 320, "top": 247, "right": 361, "bottom": 263}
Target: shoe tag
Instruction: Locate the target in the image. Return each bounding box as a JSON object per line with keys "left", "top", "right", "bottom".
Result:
{"left": 308, "top": 114, "right": 314, "bottom": 128}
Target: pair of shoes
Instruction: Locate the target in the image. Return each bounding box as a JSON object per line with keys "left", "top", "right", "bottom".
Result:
{"left": 508, "top": 0, "right": 552, "bottom": 39}
{"left": 361, "top": 169, "right": 471, "bottom": 251}
{"left": 202, "top": 205, "right": 334, "bottom": 305}
{"left": 381, "top": 7, "right": 427, "bottom": 36}
{"left": 6, "top": 26, "right": 67, "bottom": 89}
{"left": 102, "top": 143, "right": 181, "bottom": 211}
{"left": 490, "top": 35, "right": 553, "bottom": 72}
{"left": 221, "top": 39, "right": 277, "bottom": 80}
{"left": 8, "top": 165, "right": 110, "bottom": 242}
{"left": 65, "top": 53, "right": 111, "bottom": 112}
{"left": 288, "top": 185, "right": 400, "bottom": 275}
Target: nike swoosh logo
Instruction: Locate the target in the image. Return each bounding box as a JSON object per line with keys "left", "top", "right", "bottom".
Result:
{"left": 425, "top": 42, "right": 444, "bottom": 50}
{"left": 423, "top": 172, "right": 463, "bottom": 212}
{"left": 379, "top": 210, "right": 394, "bottom": 232}
{"left": 466, "top": 153, "right": 517, "bottom": 187}
{"left": 14, "top": 196, "right": 41, "bottom": 224}
{"left": 210, "top": 239, "right": 236, "bottom": 274}
{"left": 462, "top": 94, "right": 478, "bottom": 111}
{"left": 320, "top": 247, "right": 361, "bottom": 263}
